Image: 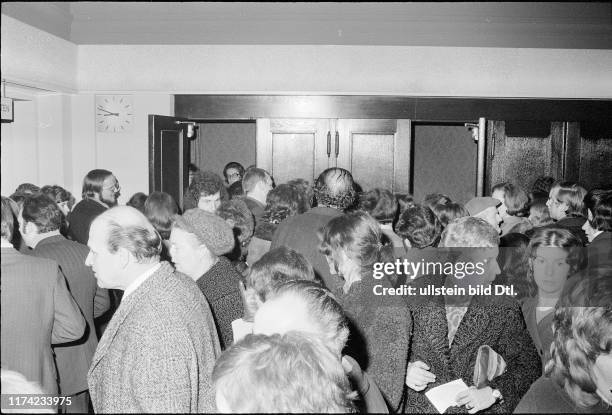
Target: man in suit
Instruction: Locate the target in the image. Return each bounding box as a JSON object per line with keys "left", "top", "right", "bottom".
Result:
{"left": 271, "top": 167, "right": 356, "bottom": 290}
{"left": 1, "top": 196, "right": 86, "bottom": 396}
{"left": 404, "top": 217, "right": 540, "bottom": 413}
{"left": 86, "top": 206, "right": 221, "bottom": 413}
{"left": 242, "top": 167, "right": 273, "bottom": 225}
{"left": 19, "top": 193, "right": 110, "bottom": 412}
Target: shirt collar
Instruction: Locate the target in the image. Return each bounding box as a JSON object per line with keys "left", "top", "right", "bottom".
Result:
{"left": 122, "top": 263, "right": 162, "bottom": 299}
{"left": 1, "top": 239, "right": 14, "bottom": 248}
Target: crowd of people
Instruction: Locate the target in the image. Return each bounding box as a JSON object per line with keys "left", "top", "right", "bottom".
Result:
{"left": 1, "top": 162, "right": 611, "bottom": 414}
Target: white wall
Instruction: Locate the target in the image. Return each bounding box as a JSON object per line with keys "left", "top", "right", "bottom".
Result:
{"left": 77, "top": 45, "right": 612, "bottom": 98}
{"left": 2, "top": 15, "right": 611, "bottom": 200}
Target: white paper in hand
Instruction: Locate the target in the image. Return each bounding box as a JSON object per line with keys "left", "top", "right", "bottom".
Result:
{"left": 425, "top": 378, "right": 469, "bottom": 413}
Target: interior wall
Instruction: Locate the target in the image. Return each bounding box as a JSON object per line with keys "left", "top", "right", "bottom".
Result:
{"left": 412, "top": 125, "right": 477, "bottom": 205}
{"left": 193, "top": 123, "right": 256, "bottom": 178}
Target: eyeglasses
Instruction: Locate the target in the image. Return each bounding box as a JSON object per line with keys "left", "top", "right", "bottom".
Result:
{"left": 103, "top": 182, "right": 121, "bottom": 193}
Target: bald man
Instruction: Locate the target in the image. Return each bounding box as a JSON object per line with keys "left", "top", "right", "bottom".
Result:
{"left": 86, "top": 206, "right": 221, "bottom": 413}
{"left": 271, "top": 168, "right": 356, "bottom": 290}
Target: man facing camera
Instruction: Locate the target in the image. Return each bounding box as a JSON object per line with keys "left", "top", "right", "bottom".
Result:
{"left": 86, "top": 206, "right": 221, "bottom": 413}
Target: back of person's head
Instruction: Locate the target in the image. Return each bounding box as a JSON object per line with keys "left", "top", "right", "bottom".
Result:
{"left": 531, "top": 176, "right": 556, "bottom": 199}
{"left": 440, "top": 216, "right": 500, "bottom": 248}
{"left": 189, "top": 170, "right": 226, "bottom": 200}
{"left": 126, "top": 192, "right": 148, "bottom": 213}
{"left": 144, "top": 191, "right": 179, "bottom": 240}
{"left": 286, "top": 178, "right": 313, "bottom": 213}
{"left": 423, "top": 193, "right": 452, "bottom": 210}
{"left": 547, "top": 266, "right": 612, "bottom": 408}
{"left": 550, "top": 181, "right": 588, "bottom": 217}
{"left": 82, "top": 169, "right": 113, "bottom": 199}
{"left": 500, "top": 183, "right": 530, "bottom": 217}
{"left": 40, "top": 185, "right": 74, "bottom": 213}
{"left": 529, "top": 197, "right": 554, "bottom": 227}
{"left": 319, "top": 211, "right": 391, "bottom": 275}
{"left": 432, "top": 202, "right": 469, "bottom": 229}
{"left": 246, "top": 246, "right": 316, "bottom": 305}
{"left": 498, "top": 232, "right": 533, "bottom": 298}
{"left": 242, "top": 167, "right": 271, "bottom": 194}
{"left": 1, "top": 369, "right": 55, "bottom": 413}
{"left": 223, "top": 161, "right": 245, "bottom": 183}
{"left": 584, "top": 189, "right": 612, "bottom": 232}
{"left": 1, "top": 196, "right": 15, "bottom": 241}
{"left": 213, "top": 332, "right": 355, "bottom": 413}
{"left": 20, "top": 193, "right": 63, "bottom": 233}
{"left": 14, "top": 183, "right": 40, "bottom": 195}
{"left": 358, "top": 188, "right": 398, "bottom": 225}
{"left": 262, "top": 184, "right": 301, "bottom": 224}
{"left": 313, "top": 168, "right": 356, "bottom": 210}
{"left": 217, "top": 198, "right": 255, "bottom": 248}
{"left": 93, "top": 206, "right": 161, "bottom": 263}
{"left": 227, "top": 181, "right": 244, "bottom": 199}
{"left": 395, "top": 204, "right": 442, "bottom": 248}
{"left": 253, "top": 279, "right": 349, "bottom": 354}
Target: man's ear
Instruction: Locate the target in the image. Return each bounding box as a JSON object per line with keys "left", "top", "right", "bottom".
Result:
{"left": 24, "top": 221, "right": 39, "bottom": 236}
{"left": 559, "top": 202, "right": 569, "bottom": 215}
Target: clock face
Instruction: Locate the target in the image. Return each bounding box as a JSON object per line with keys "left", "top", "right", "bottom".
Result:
{"left": 95, "top": 95, "right": 134, "bottom": 133}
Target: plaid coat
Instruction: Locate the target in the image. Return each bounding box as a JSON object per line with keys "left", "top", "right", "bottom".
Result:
{"left": 88, "top": 262, "right": 221, "bottom": 413}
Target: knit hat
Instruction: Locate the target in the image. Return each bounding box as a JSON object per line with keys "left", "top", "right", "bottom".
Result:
{"left": 465, "top": 197, "right": 501, "bottom": 216}
{"left": 177, "top": 208, "right": 235, "bottom": 256}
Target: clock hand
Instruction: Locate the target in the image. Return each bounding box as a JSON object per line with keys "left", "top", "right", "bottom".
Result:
{"left": 103, "top": 113, "right": 120, "bottom": 116}
{"left": 97, "top": 107, "right": 119, "bottom": 116}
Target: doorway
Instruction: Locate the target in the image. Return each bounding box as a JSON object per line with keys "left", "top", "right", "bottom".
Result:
{"left": 411, "top": 122, "right": 478, "bottom": 204}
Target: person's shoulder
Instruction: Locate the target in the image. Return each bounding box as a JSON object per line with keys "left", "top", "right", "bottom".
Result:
{"left": 515, "top": 376, "right": 573, "bottom": 413}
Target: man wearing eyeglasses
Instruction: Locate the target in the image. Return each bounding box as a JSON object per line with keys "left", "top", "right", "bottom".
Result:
{"left": 68, "top": 169, "right": 121, "bottom": 246}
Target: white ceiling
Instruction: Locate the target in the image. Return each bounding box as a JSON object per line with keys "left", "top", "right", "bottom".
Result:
{"left": 2, "top": 2, "right": 611, "bottom": 48}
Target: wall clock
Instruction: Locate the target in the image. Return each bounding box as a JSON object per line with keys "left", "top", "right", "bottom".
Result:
{"left": 95, "top": 95, "right": 134, "bottom": 133}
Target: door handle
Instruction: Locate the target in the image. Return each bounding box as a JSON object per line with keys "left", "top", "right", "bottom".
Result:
{"left": 327, "top": 131, "right": 331, "bottom": 158}
{"left": 335, "top": 131, "right": 339, "bottom": 157}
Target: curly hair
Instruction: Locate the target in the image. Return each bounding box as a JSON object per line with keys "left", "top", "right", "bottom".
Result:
{"left": 313, "top": 168, "right": 356, "bottom": 211}
{"left": 40, "top": 185, "right": 75, "bottom": 209}
{"left": 584, "top": 189, "right": 612, "bottom": 232}
{"left": 546, "top": 266, "right": 612, "bottom": 408}
{"left": 213, "top": 332, "right": 356, "bottom": 413}
{"left": 286, "top": 178, "right": 313, "bottom": 213}
{"left": 358, "top": 188, "right": 398, "bottom": 224}
{"left": 261, "top": 184, "right": 301, "bottom": 225}
{"left": 188, "top": 170, "right": 227, "bottom": 201}
{"left": 217, "top": 198, "right": 255, "bottom": 246}
{"left": 395, "top": 204, "right": 442, "bottom": 248}
{"left": 440, "top": 216, "right": 500, "bottom": 248}
{"left": 20, "top": 193, "right": 64, "bottom": 233}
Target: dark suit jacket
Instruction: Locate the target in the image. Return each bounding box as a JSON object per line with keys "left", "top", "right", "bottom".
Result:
{"left": 405, "top": 275, "right": 541, "bottom": 413}
{"left": 1, "top": 247, "right": 86, "bottom": 394}
{"left": 67, "top": 198, "right": 107, "bottom": 245}
{"left": 586, "top": 231, "right": 612, "bottom": 268}
{"left": 271, "top": 206, "right": 344, "bottom": 290}
{"left": 30, "top": 234, "right": 110, "bottom": 395}
{"left": 88, "top": 262, "right": 221, "bottom": 413}
{"left": 243, "top": 196, "right": 266, "bottom": 226}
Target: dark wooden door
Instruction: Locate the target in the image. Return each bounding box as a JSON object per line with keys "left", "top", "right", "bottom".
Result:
{"left": 256, "top": 118, "right": 332, "bottom": 185}
{"left": 335, "top": 119, "right": 411, "bottom": 193}
{"left": 149, "top": 115, "right": 191, "bottom": 206}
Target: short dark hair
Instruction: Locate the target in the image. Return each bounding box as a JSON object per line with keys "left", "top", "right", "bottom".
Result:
{"left": 227, "top": 181, "right": 244, "bottom": 199}
{"left": 423, "top": 193, "right": 452, "bottom": 210}
{"left": 1, "top": 196, "right": 15, "bottom": 240}
{"left": 395, "top": 204, "right": 442, "bottom": 248}
{"left": 261, "top": 184, "right": 301, "bottom": 225}
{"left": 14, "top": 183, "right": 40, "bottom": 195}
{"left": 584, "top": 189, "right": 612, "bottom": 232}
{"left": 144, "top": 191, "right": 179, "bottom": 240}
{"left": 313, "top": 168, "right": 355, "bottom": 210}
{"left": 358, "top": 188, "right": 398, "bottom": 224}
{"left": 499, "top": 183, "right": 530, "bottom": 217}
{"left": 82, "top": 169, "right": 113, "bottom": 199}
{"left": 188, "top": 170, "right": 226, "bottom": 201}
{"left": 223, "top": 162, "right": 245, "bottom": 182}
{"left": 531, "top": 176, "right": 556, "bottom": 197}
{"left": 20, "top": 193, "right": 64, "bottom": 233}
{"left": 126, "top": 192, "right": 148, "bottom": 213}
{"left": 40, "top": 185, "right": 74, "bottom": 209}
{"left": 431, "top": 202, "right": 469, "bottom": 228}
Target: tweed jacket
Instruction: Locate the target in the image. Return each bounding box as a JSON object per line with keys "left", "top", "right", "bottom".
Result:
{"left": 404, "top": 275, "right": 541, "bottom": 413}
{"left": 30, "top": 234, "right": 110, "bottom": 395}
{"left": 335, "top": 276, "right": 412, "bottom": 412}
{"left": 271, "top": 206, "right": 344, "bottom": 290}
{"left": 67, "top": 198, "right": 107, "bottom": 245}
{"left": 88, "top": 262, "right": 221, "bottom": 413}
{"left": 1, "top": 247, "right": 86, "bottom": 395}
{"left": 196, "top": 256, "right": 244, "bottom": 350}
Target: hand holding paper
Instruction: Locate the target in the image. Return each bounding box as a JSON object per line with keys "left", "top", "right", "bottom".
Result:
{"left": 425, "top": 379, "right": 469, "bottom": 413}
